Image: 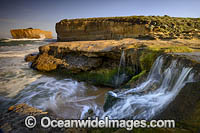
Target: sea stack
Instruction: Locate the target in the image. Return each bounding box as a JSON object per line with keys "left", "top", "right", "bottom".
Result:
{"left": 10, "top": 28, "right": 53, "bottom": 39}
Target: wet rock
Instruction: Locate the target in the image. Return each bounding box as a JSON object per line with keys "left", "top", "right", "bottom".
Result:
{"left": 25, "top": 53, "right": 38, "bottom": 62}
{"left": 27, "top": 39, "right": 134, "bottom": 86}
{"left": 26, "top": 39, "right": 200, "bottom": 86}
{"left": 31, "top": 53, "right": 68, "bottom": 71}
{"left": 83, "top": 109, "right": 96, "bottom": 119}
{"left": 0, "top": 104, "right": 88, "bottom": 133}
{"left": 7, "top": 103, "right": 48, "bottom": 116}
{"left": 103, "top": 91, "right": 121, "bottom": 112}
{"left": 64, "top": 54, "right": 102, "bottom": 73}
{"left": 103, "top": 54, "right": 200, "bottom": 132}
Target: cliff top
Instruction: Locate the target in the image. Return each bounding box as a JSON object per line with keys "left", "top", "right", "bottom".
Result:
{"left": 59, "top": 16, "right": 200, "bottom": 28}
{"left": 10, "top": 28, "right": 51, "bottom": 32}
{"left": 60, "top": 15, "right": 199, "bottom": 22}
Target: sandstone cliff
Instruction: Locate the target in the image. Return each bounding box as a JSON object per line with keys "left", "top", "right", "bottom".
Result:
{"left": 56, "top": 16, "right": 200, "bottom": 41}
{"left": 10, "top": 28, "right": 53, "bottom": 39}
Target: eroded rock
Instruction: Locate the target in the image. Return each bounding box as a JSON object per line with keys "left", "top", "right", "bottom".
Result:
{"left": 10, "top": 28, "right": 53, "bottom": 39}
{"left": 31, "top": 53, "right": 68, "bottom": 71}
{"left": 56, "top": 16, "right": 200, "bottom": 41}
{"left": 25, "top": 39, "right": 200, "bottom": 87}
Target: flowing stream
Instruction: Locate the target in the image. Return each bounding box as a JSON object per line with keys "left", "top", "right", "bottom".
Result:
{"left": 115, "top": 50, "right": 127, "bottom": 87}
{"left": 102, "top": 56, "right": 195, "bottom": 119}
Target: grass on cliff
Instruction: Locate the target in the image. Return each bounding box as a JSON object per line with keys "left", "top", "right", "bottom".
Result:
{"left": 61, "top": 15, "right": 199, "bottom": 24}
{"left": 60, "top": 15, "right": 200, "bottom": 34}
{"left": 148, "top": 45, "right": 195, "bottom": 53}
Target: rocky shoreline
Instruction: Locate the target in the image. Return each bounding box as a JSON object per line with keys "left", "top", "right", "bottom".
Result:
{"left": 1, "top": 38, "right": 200, "bottom": 132}
{"left": 25, "top": 38, "right": 200, "bottom": 87}
{"left": 1, "top": 103, "right": 198, "bottom": 133}
{"left": 2, "top": 15, "right": 200, "bottom": 132}
{"left": 23, "top": 38, "right": 200, "bottom": 132}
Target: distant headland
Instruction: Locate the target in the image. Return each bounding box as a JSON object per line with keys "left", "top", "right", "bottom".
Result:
{"left": 10, "top": 28, "right": 53, "bottom": 39}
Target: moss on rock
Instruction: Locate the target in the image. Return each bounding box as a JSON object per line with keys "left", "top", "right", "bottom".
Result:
{"left": 148, "top": 45, "right": 194, "bottom": 53}
{"left": 76, "top": 68, "right": 119, "bottom": 87}
{"left": 73, "top": 67, "right": 135, "bottom": 87}
{"left": 124, "top": 70, "right": 146, "bottom": 88}
{"left": 139, "top": 50, "right": 162, "bottom": 72}
{"left": 26, "top": 38, "right": 200, "bottom": 87}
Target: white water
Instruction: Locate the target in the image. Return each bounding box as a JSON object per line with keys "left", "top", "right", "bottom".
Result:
{"left": 1, "top": 37, "right": 51, "bottom": 42}
{"left": 0, "top": 41, "right": 46, "bottom": 97}
{"left": 0, "top": 39, "right": 109, "bottom": 118}
{"left": 102, "top": 56, "right": 195, "bottom": 120}
{"left": 0, "top": 39, "right": 197, "bottom": 120}
{"left": 115, "top": 50, "right": 126, "bottom": 87}
{"left": 14, "top": 77, "right": 108, "bottom": 119}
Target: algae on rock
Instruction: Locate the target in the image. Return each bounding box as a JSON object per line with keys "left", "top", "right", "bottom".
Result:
{"left": 25, "top": 39, "right": 200, "bottom": 87}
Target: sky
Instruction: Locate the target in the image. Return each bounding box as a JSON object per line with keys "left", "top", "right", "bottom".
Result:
{"left": 0, "top": 0, "right": 199, "bottom": 38}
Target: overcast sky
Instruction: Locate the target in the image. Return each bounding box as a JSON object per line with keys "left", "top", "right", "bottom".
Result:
{"left": 0, "top": 0, "right": 199, "bottom": 38}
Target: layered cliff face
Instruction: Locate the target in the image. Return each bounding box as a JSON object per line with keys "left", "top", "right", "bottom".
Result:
{"left": 56, "top": 16, "right": 200, "bottom": 41}
{"left": 10, "top": 28, "right": 53, "bottom": 39}
{"left": 56, "top": 20, "right": 149, "bottom": 41}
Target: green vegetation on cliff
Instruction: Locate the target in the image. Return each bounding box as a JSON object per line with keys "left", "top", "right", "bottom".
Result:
{"left": 61, "top": 15, "right": 200, "bottom": 31}
{"left": 58, "top": 15, "right": 200, "bottom": 41}
{"left": 26, "top": 39, "right": 200, "bottom": 88}
{"left": 139, "top": 50, "right": 162, "bottom": 71}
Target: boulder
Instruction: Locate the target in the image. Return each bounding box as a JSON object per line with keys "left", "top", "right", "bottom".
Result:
{"left": 24, "top": 53, "right": 38, "bottom": 62}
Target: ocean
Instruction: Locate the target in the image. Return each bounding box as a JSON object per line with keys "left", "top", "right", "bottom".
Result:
{"left": 0, "top": 38, "right": 109, "bottom": 119}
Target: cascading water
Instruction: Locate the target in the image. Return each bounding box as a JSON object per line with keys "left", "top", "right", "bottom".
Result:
{"left": 102, "top": 56, "right": 195, "bottom": 120}
{"left": 0, "top": 38, "right": 197, "bottom": 121}
{"left": 115, "top": 50, "right": 126, "bottom": 87}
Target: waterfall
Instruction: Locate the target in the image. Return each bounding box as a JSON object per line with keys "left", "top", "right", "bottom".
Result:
{"left": 102, "top": 56, "right": 195, "bottom": 120}
{"left": 115, "top": 50, "right": 126, "bottom": 87}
